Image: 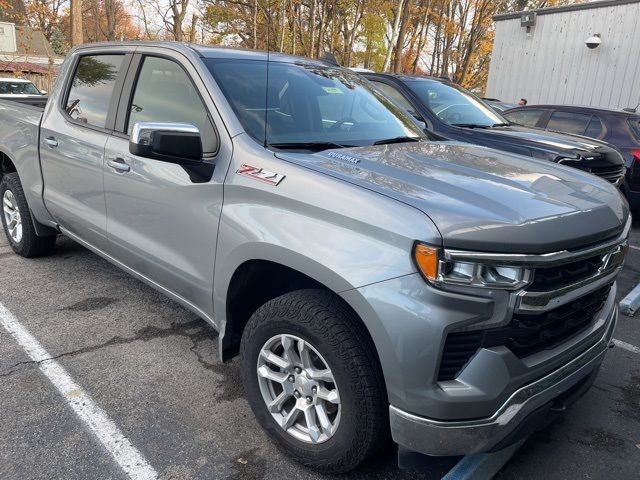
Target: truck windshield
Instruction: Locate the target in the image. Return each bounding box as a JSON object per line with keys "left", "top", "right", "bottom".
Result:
{"left": 406, "top": 80, "right": 507, "bottom": 128}
{"left": 0, "top": 81, "right": 41, "bottom": 95}
{"left": 205, "top": 59, "right": 424, "bottom": 149}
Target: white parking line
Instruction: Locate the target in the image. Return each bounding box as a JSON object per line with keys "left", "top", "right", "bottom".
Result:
{"left": 629, "top": 245, "right": 640, "bottom": 251}
{"left": 613, "top": 338, "right": 640, "bottom": 354}
{"left": 0, "top": 302, "right": 158, "bottom": 480}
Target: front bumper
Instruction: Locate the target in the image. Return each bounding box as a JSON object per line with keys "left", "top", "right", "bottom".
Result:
{"left": 389, "top": 305, "right": 617, "bottom": 456}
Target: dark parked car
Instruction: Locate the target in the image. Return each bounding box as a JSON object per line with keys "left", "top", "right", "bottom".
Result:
{"left": 362, "top": 73, "right": 626, "bottom": 187}
{"left": 503, "top": 105, "right": 640, "bottom": 209}
{"left": 482, "top": 98, "right": 517, "bottom": 112}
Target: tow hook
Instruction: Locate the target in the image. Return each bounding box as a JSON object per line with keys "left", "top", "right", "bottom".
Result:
{"left": 550, "top": 400, "right": 567, "bottom": 413}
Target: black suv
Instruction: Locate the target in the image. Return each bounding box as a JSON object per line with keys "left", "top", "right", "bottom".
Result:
{"left": 362, "top": 73, "right": 626, "bottom": 187}
{"left": 503, "top": 105, "right": 640, "bottom": 209}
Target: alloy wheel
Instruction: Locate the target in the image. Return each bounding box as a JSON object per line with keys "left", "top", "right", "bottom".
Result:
{"left": 256, "top": 333, "right": 341, "bottom": 444}
{"left": 2, "top": 190, "right": 22, "bottom": 243}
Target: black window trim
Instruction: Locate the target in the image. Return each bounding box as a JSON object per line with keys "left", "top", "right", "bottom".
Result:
{"left": 114, "top": 51, "right": 220, "bottom": 157}
{"left": 59, "top": 52, "right": 134, "bottom": 135}
{"left": 584, "top": 114, "right": 606, "bottom": 139}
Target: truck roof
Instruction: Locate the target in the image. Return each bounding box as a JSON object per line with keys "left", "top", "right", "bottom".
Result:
{"left": 73, "top": 41, "right": 329, "bottom": 66}
{"left": 0, "top": 78, "right": 33, "bottom": 83}
{"left": 512, "top": 104, "right": 639, "bottom": 117}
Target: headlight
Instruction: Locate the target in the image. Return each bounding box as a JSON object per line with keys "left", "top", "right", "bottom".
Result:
{"left": 413, "top": 243, "right": 532, "bottom": 290}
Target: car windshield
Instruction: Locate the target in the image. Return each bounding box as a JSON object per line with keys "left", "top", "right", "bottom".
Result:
{"left": 0, "top": 81, "right": 41, "bottom": 95}
{"left": 406, "top": 80, "right": 508, "bottom": 127}
{"left": 205, "top": 59, "right": 424, "bottom": 149}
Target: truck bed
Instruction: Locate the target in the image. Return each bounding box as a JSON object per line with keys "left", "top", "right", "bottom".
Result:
{"left": 0, "top": 96, "right": 48, "bottom": 109}
{"left": 0, "top": 97, "right": 48, "bottom": 228}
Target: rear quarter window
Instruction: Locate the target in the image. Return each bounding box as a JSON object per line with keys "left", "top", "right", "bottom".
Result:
{"left": 546, "top": 111, "right": 592, "bottom": 135}
{"left": 629, "top": 117, "right": 640, "bottom": 140}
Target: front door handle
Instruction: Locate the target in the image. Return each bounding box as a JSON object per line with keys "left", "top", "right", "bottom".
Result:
{"left": 107, "top": 157, "right": 131, "bottom": 173}
{"left": 45, "top": 136, "right": 58, "bottom": 148}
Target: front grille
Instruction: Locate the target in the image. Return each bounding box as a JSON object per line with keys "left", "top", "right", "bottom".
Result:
{"left": 585, "top": 165, "right": 625, "bottom": 184}
{"left": 437, "top": 285, "right": 611, "bottom": 381}
{"left": 530, "top": 255, "right": 604, "bottom": 291}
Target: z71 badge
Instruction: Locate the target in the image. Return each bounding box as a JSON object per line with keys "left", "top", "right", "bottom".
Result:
{"left": 236, "top": 164, "right": 286, "bottom": 186}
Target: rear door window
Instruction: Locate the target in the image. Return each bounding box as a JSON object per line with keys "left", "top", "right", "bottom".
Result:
{"left": 546, "top": 111, "right": 592, "bottom": 135}
{"left": 65, "top": 55, "right": 124, "bottom": 128}
{"left": 504, "top": 109, "right": 545, "bottom": 127}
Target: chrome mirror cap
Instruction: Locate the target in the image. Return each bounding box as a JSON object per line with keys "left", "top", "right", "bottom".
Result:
{"left": 130, "top": 122, "right": 200, "bottom": 146}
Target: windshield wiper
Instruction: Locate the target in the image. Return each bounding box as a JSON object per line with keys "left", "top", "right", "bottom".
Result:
{"left": 373, "top": 136, "right": 421, "bottom": 145}
{"left": 492, "top": 122, "right": 510, "bottom": 127}
{"left": 450, "top": 123, "right": 492, "bottom": 129}
{"left": 268, "top": 141, "right": 353, "bottom": 151}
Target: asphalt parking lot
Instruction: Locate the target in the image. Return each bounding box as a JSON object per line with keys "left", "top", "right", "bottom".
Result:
{"left": 0, "top": 228, "right": 639, "bottom": 480}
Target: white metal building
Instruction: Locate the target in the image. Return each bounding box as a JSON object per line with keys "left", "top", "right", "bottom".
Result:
{"left": 0, "top": 21, "right": 16, "bottom": 52}
{"left": 486, "top": 0, "right": 640, "bottom": 111}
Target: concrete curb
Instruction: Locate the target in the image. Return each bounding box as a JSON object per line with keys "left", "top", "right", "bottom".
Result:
{"left": 619, "top": 281, "right": 640, "bottom": 316}
{"left": 441, "top": 440, "right": 526, "bottom": 480}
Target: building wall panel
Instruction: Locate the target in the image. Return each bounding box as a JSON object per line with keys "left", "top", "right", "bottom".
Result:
{"left": 487, "top": 2, "right": 640, "bottom": 110}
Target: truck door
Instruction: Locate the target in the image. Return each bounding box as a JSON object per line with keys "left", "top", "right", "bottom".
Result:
{"left": 103, "top": 52, "right": 231, "bottom": 315}
{"left": 40, "top": 52, "right": 132, "bottom": 250}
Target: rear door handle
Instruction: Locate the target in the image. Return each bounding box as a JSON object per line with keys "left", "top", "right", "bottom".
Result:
{"left": 45, "top": 136, "right": 58, "bottom": 148}
{"left": 107, "top": 157, "right": 131, "bottom": 173}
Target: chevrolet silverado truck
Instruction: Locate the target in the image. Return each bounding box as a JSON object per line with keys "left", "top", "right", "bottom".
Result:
{"left": 0, "top": 42, "right": 630, "bottom": 473}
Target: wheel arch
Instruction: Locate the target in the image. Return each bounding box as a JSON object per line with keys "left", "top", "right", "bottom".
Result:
{"left": 216, "top": 245, "right": 385, "bottom": 385}
{"left": 0, "top": 147, "right": 57, "bottom": 237}
{"left": 0, "top": 148, "right": 18, "bottom": 182}
{"left": 219, "top": 256, "right": 392, "bottom": 419}
{"left": 218, "top": 241, "right": 356, "bottom": 355}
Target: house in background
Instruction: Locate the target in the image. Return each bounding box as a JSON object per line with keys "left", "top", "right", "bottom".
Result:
{"left": 0, "top": 21, "right": 63, "bottom": 92}
{"left": 486, "top": 0, "right": 640, "bottom": 111}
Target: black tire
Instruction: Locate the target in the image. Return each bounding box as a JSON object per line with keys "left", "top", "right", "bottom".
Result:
{"left": 0, "top": 172, "right": 56, "bottom": 257}
{"left": 240, "top": 289, "right": 388, "bottom": 473}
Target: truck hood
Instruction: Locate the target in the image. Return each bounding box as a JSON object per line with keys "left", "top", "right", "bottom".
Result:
{"left": 481, "top": 124, "right": 613, "bottom": 152}
{"left": 275, "top": 141, "right": 629, "bottom": 253}
{"left": 455, "top": 124, "right": 624, "bottom": 168}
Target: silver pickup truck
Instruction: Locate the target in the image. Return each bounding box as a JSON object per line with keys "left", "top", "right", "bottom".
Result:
{"left": 0, "top": 42, "right": 630, "bottom": 473}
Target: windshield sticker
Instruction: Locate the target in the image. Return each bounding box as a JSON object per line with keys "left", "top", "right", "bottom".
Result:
{"left": 327, "top": 152, "right": 360, "bottom": 164}
{"left": 322, "top": 87, "right": 343, "bottom": 94}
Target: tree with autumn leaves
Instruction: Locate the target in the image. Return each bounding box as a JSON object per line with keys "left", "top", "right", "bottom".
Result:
{"left": 0, "top": 0, "right": 575, "bottom": 91}
{"left": 201, "top": 0, "right": 574, "bottom": 89}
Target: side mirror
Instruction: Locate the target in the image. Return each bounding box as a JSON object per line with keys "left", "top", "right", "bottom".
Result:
{"left": 129, "top": 122, "right": 203, "bottom": 164}
{"left": 40, "top": 90, "right": 47, "bottom": 95}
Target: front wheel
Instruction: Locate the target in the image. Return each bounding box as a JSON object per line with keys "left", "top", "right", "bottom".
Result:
{"left": 1, "top": 172, "right": 55, "bottom": 257}
{"left": 240, "top": 289, "right": 388, "bottom": 473}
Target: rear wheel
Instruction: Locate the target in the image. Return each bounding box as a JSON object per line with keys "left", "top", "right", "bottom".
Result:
{"left": 240, "top": 289, "right": 388, "bottom": 473}
{"left": 1, "top": 172, "right": 56, "bottom": 257}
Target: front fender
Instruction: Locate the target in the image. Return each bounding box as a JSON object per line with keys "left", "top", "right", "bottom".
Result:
{"left": 213, "top": 141, "right": 442, "bottom": 335}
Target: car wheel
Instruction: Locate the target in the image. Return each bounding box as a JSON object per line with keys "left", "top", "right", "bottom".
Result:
{"left": 1, "top": 172, "right": 55, "bottom": 257}
{"left": 240, "top": 289, "right": 388, "bottom": 473}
